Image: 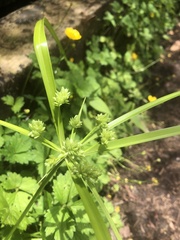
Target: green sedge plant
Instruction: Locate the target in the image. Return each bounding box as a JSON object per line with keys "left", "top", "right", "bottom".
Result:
{"left": 0, "top": 18, "right": 180, "bottom": 240}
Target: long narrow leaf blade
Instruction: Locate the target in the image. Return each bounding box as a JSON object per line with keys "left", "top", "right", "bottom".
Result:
{"left": 107, "top": 125, "right": 180, "bottom": 149}
{"left": 0, "top": 120, "right": 60, "bottom": 152}
{"left": 108, "top": 91, "right": 180, "bottom": 129}
{"left": 33, "top": 18, "right": 56, "bottom": 119}
{"left": 73, "top": 177, "right": 112, "bottom": 240}
{"left": 33, "top": 18, "right": 65, "bottom": 144}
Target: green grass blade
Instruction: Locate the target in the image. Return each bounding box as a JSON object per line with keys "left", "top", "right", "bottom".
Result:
{"left": 107, "top": 125, "right": 180, "bottom": 150}
{"left": 44, "top": 18, "right": 67, "bottom": 61}
{"left": 108, "top": 91, "right": 180, "bottom": 129}
{"left": 33, "top": 18, "right": 65, "bottom": 145}
{"left": 0, "top": 120, "right": 60, "bottom": 152}
{"left": 0, "top": 119, "right": 29, "bottom": 136}
{"left": 73, "top": 177, "right": 112, "bottom": 240}
{"left": 91, "top": 186, "right": 122, "bottom": 240}
{"left": 33, "top": 18, "right": 56, "bottom": 119}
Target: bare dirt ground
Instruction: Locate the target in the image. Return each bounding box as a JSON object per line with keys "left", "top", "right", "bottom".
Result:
{"left": 111, "top": 22, "right": 180, "bottom": 240}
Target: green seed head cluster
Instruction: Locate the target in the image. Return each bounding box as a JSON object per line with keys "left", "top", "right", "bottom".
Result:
{"left": 69, "top": 115, "right": 82, "bottom": 129}
{"left": 100, "top": 128, "right": 115, "bottom": 145}
{"left": 28, "top": 120, "right": 45, "bottom": 139}
{"left": 96, "top": 113, "right": 110, "bottom": 125}
{"left": 71, "top": 159, "right": 100, "bottom": 185}
{"left": 62, "top": 138, "right": 84, "bottom": 162}
{"left": 96, "top": 113, "right": 115, "bottom": 146}
{"left": 53, "top": 87, "right": 71, "bottom": 107}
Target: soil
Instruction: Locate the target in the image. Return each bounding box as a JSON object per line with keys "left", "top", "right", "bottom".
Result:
{"left": 110, "top": 22, "right": 180, "bottom": 240}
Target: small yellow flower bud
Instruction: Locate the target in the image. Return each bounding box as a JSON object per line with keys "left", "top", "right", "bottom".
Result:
{"left": 131, "top": 52, "right": 138, "bottom": 60}
{"left": 65, "top": 27, "right": 82, "bottom": 40}
{"left": 69, "top": 57, "right": 74, "bottom": 62}
{"left": 151, "top": 177, "right": 159, "bottom": 185}
{"left": 24, "top": 109, "right": 30, "bottom": 114}
{"left": 148, "top": 95, "right": 157, "bottom": 102}
{"left": 107, "top": 194, "right": 112, "bottom": 199}
{"left": 145, "top": 165, "right": 152, "bottom": 172}
{"left": 124, "top": 178, "right": 128, "bottom": 183}
{"left": 115, "top": 206, "right": 120, "bottom": 213}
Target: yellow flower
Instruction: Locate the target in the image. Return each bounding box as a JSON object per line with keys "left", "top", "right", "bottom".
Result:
{"left": 124, "top": 178, "right": 128, "bottom": 183}
{"left": 107, "top": 194, "right": 112, "bottom": 199}
{"left": 131, "top": 52, "right": 138, "bottom": 60}
{"left": 145, "top": 165, "right": 152, "bottom": 172}
{"left": 151, "top": 177, "right": 159, "bottom": 185}
{"left": 115, "top": 206, "right": 120, "bottom": 213}
{"left": 24, "top": 108, "right": 30, "bottom": 114}
{"left": 65, "top": 27, "right": 82, "bottom": 40}
{"left": 148, "top": 95, "right": 157, "bottom": 102}
{"left": 69, "top": 57, "right": 74, "bottom": 62}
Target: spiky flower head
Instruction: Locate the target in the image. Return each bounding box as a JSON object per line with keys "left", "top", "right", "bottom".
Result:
{"left": 100, "top": 128, "right": 115, "bottom": 146}
{"left": 69, "top": 115, "right": 82, "bottom": 129}
{"left": 53, "top": 87, "right": 71, "bottom": 107}
{"left": 28, "top": 120, "right": 45, "bottom": 139}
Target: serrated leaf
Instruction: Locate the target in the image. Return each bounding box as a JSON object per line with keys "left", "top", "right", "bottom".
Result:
{"left": 45, "top": 206, "right": 75, "bottom": 239}
{"left": 0, "top": 172, "right": 38, "bottom": 195}
{"left": 1, "top": 95, "right": 14, "bottom": 106}
{"left": 3, "top": 133, "right": 32, "bottom": 164}
{"left": 53, "top": 172, "right": 77, "bottom": 205}
{"left": 11, "top": 97, "right": 25, "bottom": 114}
{"left": 0, "top": 189, "right": 34, "bottom": 230}
{"left": 71, "top": 200, "right": 94, "bottom": 237}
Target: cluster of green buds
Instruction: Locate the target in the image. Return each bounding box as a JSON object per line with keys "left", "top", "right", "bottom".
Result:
{"left": 53, "top": 87, "right": 71, "bottom": 107}
{"left": 69, "top": 115, "right": 82, "bottom": 129}
{"left": 28, "top": 120, "right": 45, "bottom": 139}
{"left": 96, "top": 113, "right": 115, "bottom": 146}
{"left": 62, "top": 138, "right": 84, "bottom": 163}
{"left": 71, "top": 159, "right": 100, "bottom": 186}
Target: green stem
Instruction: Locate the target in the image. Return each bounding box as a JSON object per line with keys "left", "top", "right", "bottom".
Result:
{"left": 72, "top": 176, "right": 112, "bottom": 240}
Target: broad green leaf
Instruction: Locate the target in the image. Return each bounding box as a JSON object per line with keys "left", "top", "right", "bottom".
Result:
{"left": 53, "top": 172, "right": 77, "bottom": 205}
{"left": 11, "top": 97, "right": 25, "bottom": 113}
{"left": 2, "top": 133, "right": 32, "bottom": 164}
{"left": 71, "top": 200, "right": 94, "bottom": 237}
{"left": 1, "top": 95, "right": 14, "bottom": 106}
{"left": 4, "top": 156, "right": 66, "bottom": 240}
{"left": 44, "top": 206, "right": 76, "bottom": 239}
{"left": 89, "top": 97, "right": 111, "bottom": 114}
{"left": 0, "top": 190, "right": 35, "bottom": 230}
{"left": 0, "top": 172, "right": 38, "bottom": 195}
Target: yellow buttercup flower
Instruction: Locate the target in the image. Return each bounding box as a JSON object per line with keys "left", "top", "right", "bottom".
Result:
{"left": 115, "top": 206, "right": 120, "bottom": 213}
{"left": 65, "top": 27, "right": 82, "bottom": 40}
{"left": 69, "top": 57, "right": 74, "bottom": 62}
{"left": 148, "top": 95, "right": 157, "bottom": 102}
{"left": 151, "top": 177, "right": 159, "bottom": 185}
{"left": 131, "top": 52, "right": 138, "bottom": 60}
